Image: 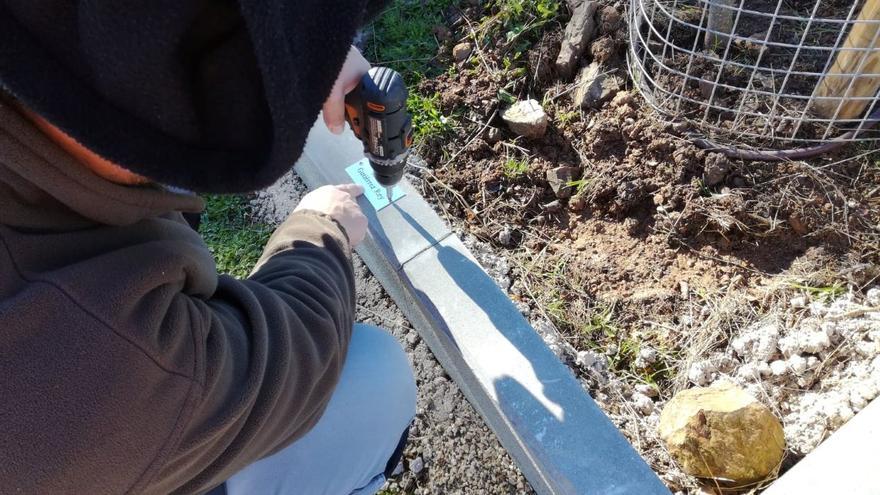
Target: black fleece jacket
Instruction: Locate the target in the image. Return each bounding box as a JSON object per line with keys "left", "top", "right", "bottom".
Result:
{"left": 0, "top": 0, "right": 387, "bottom": 193}
{"left": 0, "top": 97, "right": 356, "bottom": 494}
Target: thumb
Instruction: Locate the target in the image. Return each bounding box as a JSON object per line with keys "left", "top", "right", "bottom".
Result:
{"left": 336, "top": 183, "right": 365, "bottom": 198}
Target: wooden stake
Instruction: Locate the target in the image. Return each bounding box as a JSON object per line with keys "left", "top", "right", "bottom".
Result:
{"left": 814, "top": 0, "right": 880, "bottom": 120}
{"left": 704, "top": 0, "right": 736, "bottom": 51}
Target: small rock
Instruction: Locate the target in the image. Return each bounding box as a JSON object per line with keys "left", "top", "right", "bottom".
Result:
{"left": 542, "top": 199, "right": 562, "bottom": 213}
{"left": 703, "top": 153, "right": 732, "bottom": 187}
{"left": 866, "top": 287, "right": 879, "bottom": 306}
{"left": 658, "top": 382, "right": 785, "bottom": 483}
{"left": 590, "top": 36, "right": 617, "bottom": 64}
{"left": 670, "top": 121, "right": 690, "bottom": 134}
{"left": 770, "top": 360, "right": 788, "bottom": 376}
{"left": 576, "top": 350, "right": 606, "bottom": 371}
{"left": 730, "top": 323, "right": 779, "bottom": 362}
{"left": 498, "top": 227, "right": 514, "bottom": 246}
{"left": 779, "top": 324, "right": 832, "bottom": 355}
{"left": 452, "top": 42, "right": 473, "bottom": 62}
{"left": 790, "top": 295, "right": 808, "bottom": 308}
{"left": 555, "top": 0, "right": 598, "bottom": 79}
{"left": 573, "top": 62, "right": 621, "bottom": 109}
{"left": 635, "top": 347, "right": 659, "bottom": 368}
{"left": 501, "top": 99, "right": 548, "bottom": 139}
{"left": 788, "top": 354, "right": 808, "bottom": 375}
{"left": 635, "top": 383, "right": 660, "bottom": 398}
{"left": 484, "top": 126, "right": 501, "bottom": 144}
{"left": 410, "top": 456, "right": 425, "bottom": 475}
{"left": 546, "top": 166, "right": 581, "bottom": 198}
{"left": 598, "top": 5, "right": 622, "bottom": 35}
{"left": 788, "top": 213, "right": 809, "bottom": 235}
{"left": 391, "top": 461, "right": 405, "bottom": 476}
{"left": 632, "top": 393, "right": 655, "bottom": 415}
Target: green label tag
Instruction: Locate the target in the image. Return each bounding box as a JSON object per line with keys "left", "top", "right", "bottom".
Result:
{"left": 345, "top": 158, "right": 405, "bottom": 210}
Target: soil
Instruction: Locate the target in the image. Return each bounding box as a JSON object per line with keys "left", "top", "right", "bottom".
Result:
{"left": 402, "top": 0, "right": 880, "bottom": 492}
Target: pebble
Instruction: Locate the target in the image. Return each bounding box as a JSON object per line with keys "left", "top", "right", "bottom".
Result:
{"left": 788, "top": 354, "right": 807, "bottom": 375}
{"left": 452, "top": 42, "right": 473, "bottom": 62}
{"left": 635, "top": 383, "right": 660, "bottom": 398}
{"left": 867, "top": 288, "right": 880, "bottom": 307}
{"left": 688, "top": 359, "right": 717, "bottom": 386}
{"left": 576, "top": 350, "right": 606, "bottom": 371}
{"left": 770, "top": 360, "right": 788, "bottom": 376}
{"left": 632, "top": 393, "right": 655, "bottom": 415}
{"left": 635, "top": 347, "right": 658, "bottom": 368}
{"left": 790, "top": 295, "right": 808, "bottom": 308}
{"left": 501, "top": 99, "right": 548, "bottom": 139}
{"left": 498, "top": 227, "right": 514, "bottom": 246}
{"left": 410, "top": 456, "right": 425, "bottom": 475}
{"left": 731, "top": 323, "right": 779, "bottom": 362}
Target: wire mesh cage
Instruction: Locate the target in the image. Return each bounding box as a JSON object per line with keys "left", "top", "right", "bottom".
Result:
{"left": 628, "top": 0, "right": 880, "bottom": 154}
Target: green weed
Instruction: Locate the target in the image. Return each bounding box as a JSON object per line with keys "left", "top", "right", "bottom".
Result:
{"left": 557, "top": 110, "right": 579, "bottom": 124}
{"left": 480, "top": 0, "right": 560, "bottom": 55}
{"left": 201, "top": 195, "right": 272, "bottom": 278}
{"left": 581, "top": 303, "right": 618, "bottom": 338}
{"left": 503, "top": 157, "right": 530, "bottom": 178}
{"left": 409, "top": 92, "right": 454, "bottom": 139}
{"left": 788, "top": 281, "right": 846, "bottom": 301}
{"left": 566, "top": 178, "right": 589, "bottom": 194}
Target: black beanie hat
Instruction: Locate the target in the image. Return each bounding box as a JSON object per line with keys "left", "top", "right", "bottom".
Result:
{"left": 0, "top": 0, "right": 386, "bottom": 193}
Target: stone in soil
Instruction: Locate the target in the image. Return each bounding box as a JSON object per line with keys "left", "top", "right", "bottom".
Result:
{"left": 659, "top": 381, "right": 785, "bottom": 483}
{"left": 573, "top": 62, "right": 621, "bottom": 109}
{"left": 555, "top": 0, "right": 598, "bottom": 79}
{"left": 452, "top": 42, "right": 473, "bottom": 63}
{"left": 501, "top": 99, "right": 548, "bottom": 139}
{"left": 597, "top": 5, "right": 622, "bottom": 36}
{"left": 546, "top": 166, "right": 581, "bottom": 198}
{"left": 702, "top": 152, "right": 732, "bottom": 187}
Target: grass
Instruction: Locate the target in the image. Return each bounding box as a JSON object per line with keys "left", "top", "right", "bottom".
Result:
{"left": 201, "top": 195, "right": 272, "bottom": 278}
{"left": 367, "top": 0, "right": 459, "bottom": 143}
{"left": 502, "top": 157, "right": 530, "bottom": 177}
{"left": 788, "top": 281, "right": 847, "bottom": 301}
{"left": 368, "top": 0, "right": 456, "bottom": 83}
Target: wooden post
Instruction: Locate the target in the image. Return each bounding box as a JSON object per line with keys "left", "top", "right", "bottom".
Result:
{"left": 704, "top": 0, "right": 736, "bottom": 52}
{"left": 814, "top": 0, "right": 880, "bottom": 120}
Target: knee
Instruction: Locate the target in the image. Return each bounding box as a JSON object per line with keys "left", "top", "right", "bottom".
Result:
{"left": 349, "top": 324, "right": 417, "bottom": 425}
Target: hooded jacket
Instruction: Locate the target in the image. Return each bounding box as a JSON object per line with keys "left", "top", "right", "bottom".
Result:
{"left": 0, "top": 98, "right": 357, "bottom": 494}
{"left": 0, "top": 0, "right": 387, "bottom": 193}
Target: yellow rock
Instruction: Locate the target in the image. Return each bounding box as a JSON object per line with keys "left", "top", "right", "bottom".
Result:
{"left": 658, "top": 381, "right": 785, "bottom": 483}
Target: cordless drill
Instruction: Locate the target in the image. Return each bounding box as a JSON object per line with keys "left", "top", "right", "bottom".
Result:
{"left": 344, "top": 67, "right": 413, "bottom": 203}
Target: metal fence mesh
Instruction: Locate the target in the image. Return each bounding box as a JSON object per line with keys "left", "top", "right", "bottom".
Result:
{"left": 628, "top": 0, "right": 880, "bottom": 151}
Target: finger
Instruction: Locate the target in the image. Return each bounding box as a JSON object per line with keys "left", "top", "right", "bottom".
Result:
{"left": 336, "top": 183, "right": 365, "bottom": 198}
{"left": 322, "top": 84, "right": 346, "bottom": 135}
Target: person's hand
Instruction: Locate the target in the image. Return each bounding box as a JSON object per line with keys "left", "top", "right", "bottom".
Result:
{"left": 323, "top": 46, "right": 371, "bottom": 135}
{"left": 294, "top": 184, "right": 367, "bottom": 246}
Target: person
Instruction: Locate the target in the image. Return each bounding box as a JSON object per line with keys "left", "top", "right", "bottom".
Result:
{"left": 0, "top": 1, "right": 416, "bottom": 494}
